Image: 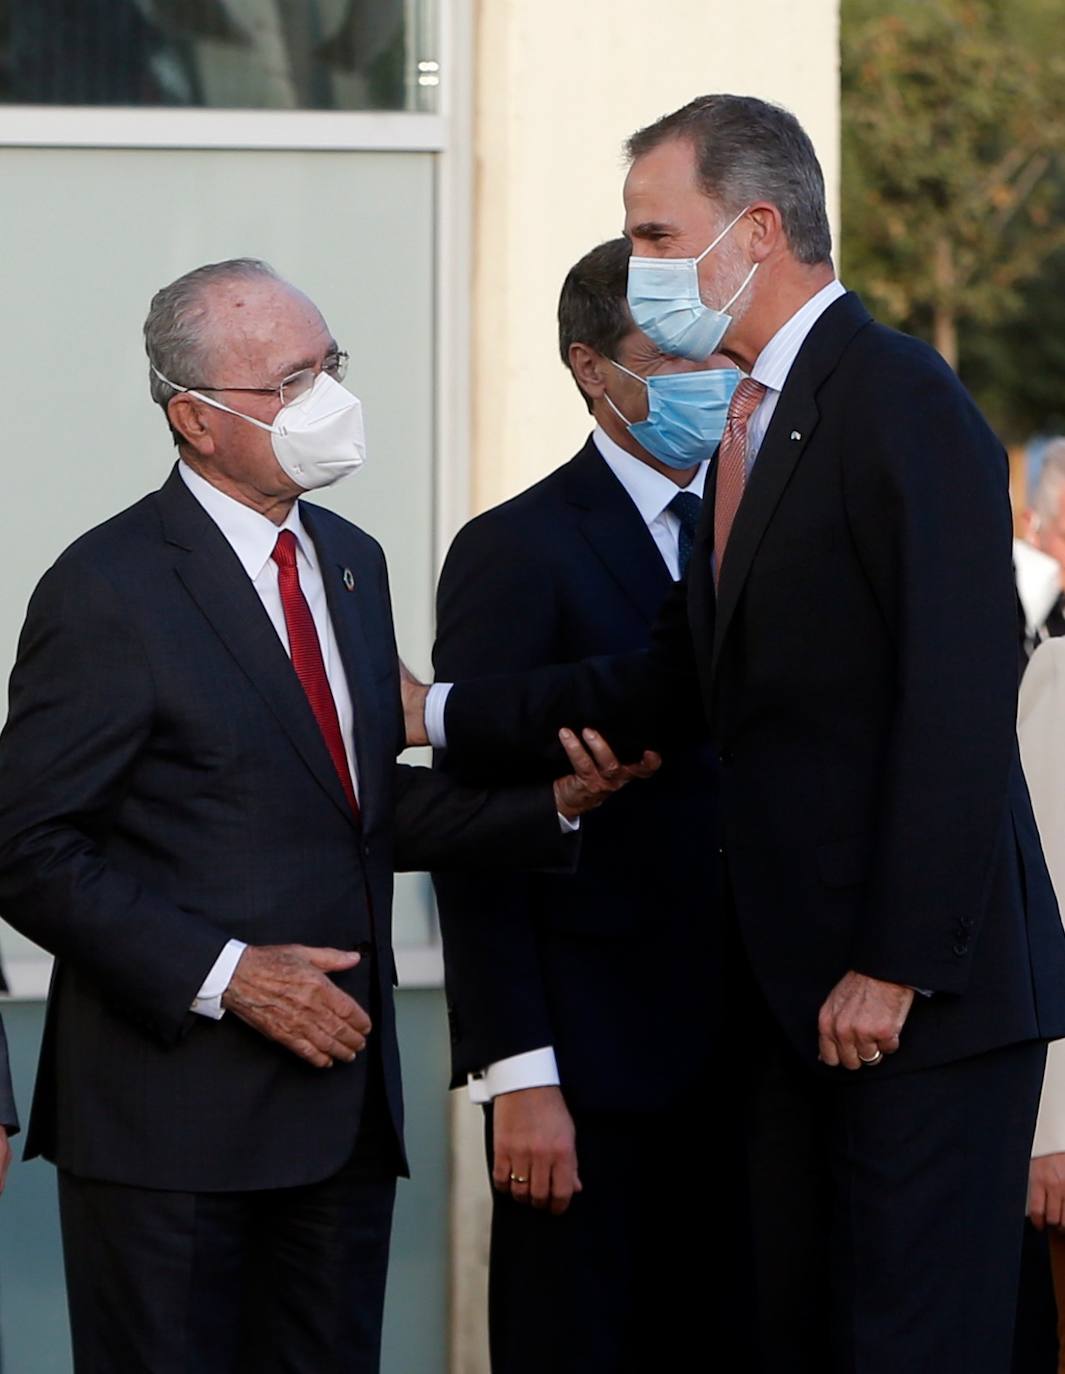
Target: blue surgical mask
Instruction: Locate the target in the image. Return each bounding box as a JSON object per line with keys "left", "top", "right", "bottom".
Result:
{"left": 627, "top": 205, "right": 757, "bottom": 361}
{"left": 604, "top": 362, "right": 742, "bottom": 469}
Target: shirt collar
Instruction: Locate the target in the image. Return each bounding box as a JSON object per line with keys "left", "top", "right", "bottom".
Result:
{"left": 178, "top": 460, "right": 308, "bottom": 581}
{"left": 750, "top": 278, "right": 847, "bottom": 395}
{"left": 591, "top": 427, "right": 708, "bottom": 528}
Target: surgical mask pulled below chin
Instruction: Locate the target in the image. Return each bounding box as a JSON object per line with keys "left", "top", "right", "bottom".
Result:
{"left": 627, "top": 205, "right": 758, "bottom": 361}
{"left": 152, "top": 367, "right": 366, "bottom": 490}
{"left": 605, "top": 362, "right": 742, "bottom": 469}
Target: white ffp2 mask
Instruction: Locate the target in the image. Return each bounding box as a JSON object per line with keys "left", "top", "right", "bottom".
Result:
{"left": 152, "top": 367, "right": 366, "bottom": 491}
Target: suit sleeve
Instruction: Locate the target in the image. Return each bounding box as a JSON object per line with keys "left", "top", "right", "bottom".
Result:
{"left": 442, "top": 567, "right": 701, "bottom": 780}
{"left": 431, "top": 513, "right": 564, "bottom": 1082}
{"left": 0, "top": 559, "right": 232, "bottom": 1042}
{"left": 391, "top": 765, "right": 573, "bottom": 875}
{"left": 0, "top": 1015, "right": 17, "bottom": 1135}
{"left": 841, "top": 345, "right": 1020, "bottom": 992}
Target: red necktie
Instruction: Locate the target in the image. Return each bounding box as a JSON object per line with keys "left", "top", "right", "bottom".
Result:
{"left": 713, "top": 377, "right": 767, "bottom": 585}
{"left": 272, "top": 530, "right": 359, "bottom": 817}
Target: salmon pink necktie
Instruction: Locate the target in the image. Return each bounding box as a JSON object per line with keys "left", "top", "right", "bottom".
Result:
{"left": 272, "top": 530, "right": 359, "bottom": 818}
{"left": 713, "top": 377, "right": 767, "bottom": 586}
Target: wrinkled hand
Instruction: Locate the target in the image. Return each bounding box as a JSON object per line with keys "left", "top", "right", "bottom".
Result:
{"left": 222, "top": 944, "right": 372, "bottom": 1069}
{"left": 1029, "top": 1153, "right": 1065, "bottom": 1230}
{"left": 817, "top": 970, "right": 914, "bottom": 1070}
{"left": 0, "top": 1126, "right": 10, "bottom": 1196}
{"left": 552, "top": 728, "right": 661, "bottom": 820}
{"left": 492, "top": 1086, "right": 582, "bottom": 1215}
{"left": 399, "top": 658, "right": 430, "bottom": 748}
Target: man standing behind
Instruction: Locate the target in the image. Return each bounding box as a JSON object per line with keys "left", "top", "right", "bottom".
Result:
{"left": 433, "top": 237, "right": 732, "bottom": 1371}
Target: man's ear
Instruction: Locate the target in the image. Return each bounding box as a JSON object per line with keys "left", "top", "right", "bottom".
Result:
{"left": 568, "top": 343, "right": 609, "bottom": 403}
{"left": 167, "top": 394, "right": 216, "bottom": 457}
{"left": 746, "top": 202, "right": 784, "bottom": 263}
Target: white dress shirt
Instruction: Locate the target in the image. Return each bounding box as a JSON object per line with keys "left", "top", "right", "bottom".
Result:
{"left": 465, "top": 434, "right": 704, "bottom": 1103}
{"left": 178, "top": 460, "right": 360, "bottom": 1018}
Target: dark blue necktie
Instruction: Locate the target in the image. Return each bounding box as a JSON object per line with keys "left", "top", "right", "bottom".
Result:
{"left": 668, "top": 491, "right": 702, "bottom": 577}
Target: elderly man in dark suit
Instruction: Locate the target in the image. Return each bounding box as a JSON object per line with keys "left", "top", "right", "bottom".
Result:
{"left": 0, "top": 258, "right": 651, "bottom": 1374}
{"left": 433, "top": 237, "right": 730, "bottom": 1372}
{"left": 403, "top": 96, "right": 1065, "bottom": 1372}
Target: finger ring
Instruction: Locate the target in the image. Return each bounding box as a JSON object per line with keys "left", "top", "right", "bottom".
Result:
{"left": 509, "top": 1173, "right": 529, "bottom": 1184}
{"left": 858, "top": 1049, "right": 884, "bottom": 1066}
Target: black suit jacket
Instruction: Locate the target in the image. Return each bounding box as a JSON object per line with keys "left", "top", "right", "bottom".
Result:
{"left": 432, "top": 439, "right": 719, "bottom": 1113}
{"left": 443, "top": 293, "right": 1065, "bottom": 1074}
{"left": 0, "top": 467, "right": 571, "bottom": 1191}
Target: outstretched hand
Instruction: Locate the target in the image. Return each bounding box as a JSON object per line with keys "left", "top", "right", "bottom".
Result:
{"left": 553, "top": 727, "right": 661, "bottom": 820}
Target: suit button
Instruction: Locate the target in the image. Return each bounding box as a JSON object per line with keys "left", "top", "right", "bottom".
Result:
{"left": 719, "top": 750, "right": 733, "bottom": 766}
{"left": 363, "top": 843, "right": 371, "bottom": 859}
{"left": 953, "top": 942, "right": 968, "bottom": 957}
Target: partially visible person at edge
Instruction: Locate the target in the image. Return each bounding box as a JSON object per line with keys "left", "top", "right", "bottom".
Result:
{"left": 1017, "top": 440, "right": 1065, "bottom": 671}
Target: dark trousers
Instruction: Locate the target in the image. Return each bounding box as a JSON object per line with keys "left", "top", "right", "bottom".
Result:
{"left": 735, "top": 1014, "right": 1045, "bottom": 1373}
{"left": 484, "top": 1101, "right": 710, "bottom": 1374}
{"left": 58, "top": 1084, "right": 398, "bottom": 1374}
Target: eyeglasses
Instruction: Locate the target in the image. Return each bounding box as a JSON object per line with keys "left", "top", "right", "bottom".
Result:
{"left": 187, "top": 350, "right": 349, "bottom": 407}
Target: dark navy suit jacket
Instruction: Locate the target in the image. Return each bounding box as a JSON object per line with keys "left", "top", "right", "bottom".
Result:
{"left": 433, "top": 438, "right": 719, "bottom": 1114}
{"left": 0, "top": 466, "right": 569, "bottom": 1191}
{"left": 443, "top": 295, "right": 1065, "bottom": 1074}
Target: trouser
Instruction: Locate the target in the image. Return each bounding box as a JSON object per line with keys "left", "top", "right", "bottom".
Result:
{"left": 58, "top": 1079, "right": 397, "bottom": 1374}
{"left": 484, "top": 1100, "right": 717, "bottom": 1373}
{"left": 733, "top": 1004, "right": 1044, "bottom": 1373}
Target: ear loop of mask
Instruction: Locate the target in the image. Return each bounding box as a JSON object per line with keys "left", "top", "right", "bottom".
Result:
{"left": 151, "top": 364, "right": 278, "bottom": 434}
{"left": 602, "top": 359, "right": 648, "bottom": 428}
{"left": 693, "top": 205, "right": 759, "bottom": 311}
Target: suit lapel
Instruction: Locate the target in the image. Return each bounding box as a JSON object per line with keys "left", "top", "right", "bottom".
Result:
{"left": 710, "top": 292, "right": 873, "bottom": 674}
{"left": 156, "top": 469, "right": 357, "bottom": 827}
{"left": 564, "top": 439, "right": 675, "bottom": 623}
{"left": 711, "top": 391, "right": 820, "bottom": 669}
{"left": 299, "top": 503, "right": 386, "bottom": 835}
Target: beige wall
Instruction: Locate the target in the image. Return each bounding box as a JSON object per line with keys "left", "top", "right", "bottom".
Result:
{"left": 469, "top": 0, "right": 841, "bottom": 515}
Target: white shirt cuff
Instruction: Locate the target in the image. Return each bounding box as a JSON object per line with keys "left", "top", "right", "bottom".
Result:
{"left": 425, "top": 682, "right": 452, "bottom": 750}
{"left": 558, "top": 812, "right": 580, "bottom": 833}
{"left": 467, "top": 1046, "right": 560, "bottom": 1104}
{"left": 191, "top": 939, "right": 247, "bottom": 1020}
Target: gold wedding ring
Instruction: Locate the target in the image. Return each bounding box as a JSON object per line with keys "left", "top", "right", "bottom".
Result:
{"left": 858, "top": 1049, "right": 884, "bottom": 1067}
{"left": 509, "top": 1173, "right": 529, "bottom": 1184}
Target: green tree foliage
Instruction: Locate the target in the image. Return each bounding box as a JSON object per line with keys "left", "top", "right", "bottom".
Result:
{"left": 841, "top": 0, "right": 1065, "bottom": 438}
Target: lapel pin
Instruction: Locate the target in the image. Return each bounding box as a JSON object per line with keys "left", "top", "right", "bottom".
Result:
{"left": 342, "top": 568, "right": 355, "bottom": 591}
{"left": 790, "top": 430, "right": 802, "bottom": 441}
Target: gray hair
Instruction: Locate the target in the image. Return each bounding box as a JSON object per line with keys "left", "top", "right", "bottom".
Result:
{"left": 625, "top": 94, "right": 833, "bottom": 266}
{"left": 143, "top": 257, "right": 281, "bottom": 441}
{"left": 1033, "top": 439, "right": 1065, "bottom": 524}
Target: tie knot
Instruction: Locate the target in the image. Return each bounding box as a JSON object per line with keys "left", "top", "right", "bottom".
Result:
{"left": 667, "top": 490, "right": 702, "bottom": 538}
{"left": 727, "top": 377, "right": 768, "bottom": 424}
{"left": 272, "top": 529, "right": 298, "bottom": 570}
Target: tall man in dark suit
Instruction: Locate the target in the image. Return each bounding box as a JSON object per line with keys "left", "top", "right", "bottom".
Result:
{"left": 0, "top": 258, "right": 652, "bottom": 1374}
{"left": 433, "top": 237, "right": 731, "bottom": 1371}
{"left": 404, "top": 96, "right": 1065, "bottom": 1372}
